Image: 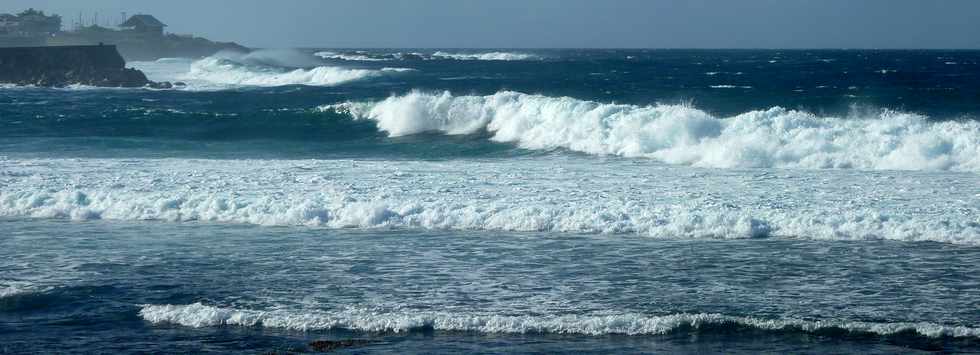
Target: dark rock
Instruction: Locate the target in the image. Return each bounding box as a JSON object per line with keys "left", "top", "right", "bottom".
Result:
{"left": 307, "top": 339, "right": 374, "bottom": 352}
{"left": 0, "top": 45, "right": 165, "bottom": 88}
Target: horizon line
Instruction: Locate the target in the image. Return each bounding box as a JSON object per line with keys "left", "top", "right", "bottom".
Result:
{"left": 279, "top": 46, "right": 980, "bottom": 51}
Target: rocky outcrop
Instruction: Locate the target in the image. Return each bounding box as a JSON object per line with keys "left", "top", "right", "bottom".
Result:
{"left": 0, "top": 44, "right": 168, "bottom": 87}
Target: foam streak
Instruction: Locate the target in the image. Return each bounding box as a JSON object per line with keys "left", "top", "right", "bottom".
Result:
{"left": 139, "top": 303, "right": 980, "bottom": 338}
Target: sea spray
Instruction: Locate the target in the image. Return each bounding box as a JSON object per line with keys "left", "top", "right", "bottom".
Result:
{"left": 324, "top": 91, "right": 980, "bottom": 171}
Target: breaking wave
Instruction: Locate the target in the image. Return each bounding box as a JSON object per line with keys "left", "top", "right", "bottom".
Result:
{"left": 2, "top": 187, "right": 977, "bottom": 245}
{"left": 184, "top": 57, "right": 384, "bottom": 87}
{"left": 310, "top": 50, "right": 539, "bottom": 61}
{"left": 139, "top": 303, "right": 980, "bottom": 339}
{"left": 431, "top": 51, "right": 539, "bottom": 61}
{"left": 325, "top": 91, "right": 980, "bottom": 172}
{"left": 314, "top": 51, "right": 389, "bottom": 62}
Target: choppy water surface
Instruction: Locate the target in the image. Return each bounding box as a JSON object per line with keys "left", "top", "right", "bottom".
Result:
{"left": 2, "top": 49, "right": 980, "bottom": 353}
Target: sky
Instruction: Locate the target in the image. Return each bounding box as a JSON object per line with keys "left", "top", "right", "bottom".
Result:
{"left": 6, "top": 0, "right": 980, "bottom": 49}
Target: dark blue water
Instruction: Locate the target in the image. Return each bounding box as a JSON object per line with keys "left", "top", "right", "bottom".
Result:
{"left": 2, "top": 49, "right": 978, "bottom": 160}
{"left": 2, "top": 49, "right": 979, "bottom": 354}
{"left": 4, "top": 219, "right": 979, "bottom": 354}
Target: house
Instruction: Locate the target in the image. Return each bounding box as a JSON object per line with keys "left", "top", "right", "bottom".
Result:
{"left": 119, "top": 14, "right": 166, "bottom": 35}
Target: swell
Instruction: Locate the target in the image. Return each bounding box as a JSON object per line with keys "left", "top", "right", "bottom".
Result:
{"left": 139, "top": 302, "right": 980, "bottom": 340}
{"left": 325, "top": 91, "right": 980, "bottom": 172}
{"left": 0, "top": 106, "right": 381, "bottom": 142}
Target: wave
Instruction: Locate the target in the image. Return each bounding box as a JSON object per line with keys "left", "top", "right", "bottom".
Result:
{"left": 0, "top": 286, "right": 30, "bottom": 298}
{"left": 139, "top": 303, "right": 980, "bottom": 339}
{"left": 129, "top": 50, "right": 414, "bottom": 89}
{"left": 430, "top": 51, "right": 539, "bottom": 61}
{"left": 183, "top": 57, "right": 383, "bottom": 87}
{"left": 0, "top": 83, "right": 140, "bottom": 91}
{"left": 710, "top": 84, "right": 752, "bottom": 89}
{"left": 324, "top": 91, "right": 980, "bottom": 172}
{"left": 2, "top": 186, "right": 977, "bottom": 245}
{"left": 310, "top": 50, "right": 538, "bottom": 61}
{"left": 380, "top": 67, "right": 417, "bottom": 73}
{"left": 314, "top": 51, "right": 390, "bottom": 62}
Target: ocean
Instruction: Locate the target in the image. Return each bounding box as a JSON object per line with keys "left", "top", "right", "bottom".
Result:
{"left": 1, "top": 49, "right": 979, "bottom": 354}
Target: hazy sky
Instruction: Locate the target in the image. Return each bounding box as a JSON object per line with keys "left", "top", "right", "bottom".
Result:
{"left": 7, "top": 0, "right": 980, "bottom": 49}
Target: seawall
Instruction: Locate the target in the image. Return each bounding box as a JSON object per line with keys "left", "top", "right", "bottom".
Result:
{"left": 0, "top": 45, "right": 155, "bottom": 87}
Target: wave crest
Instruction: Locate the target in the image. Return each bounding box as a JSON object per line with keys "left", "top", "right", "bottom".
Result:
{"left": 2, "top": 187, "right": 977, "bottom": 245}
{"left": 431, "top": 51, "right": 539, "bottom": 61}
{"left": 184, "top": 57, "right": 383, "bottom": 87}
{"left": 139, "top": 303, "right": 980, "bottom": 339}
{"left": 325, "top": 91, "right": 980, "bottom": 171}
{"left": 310, "top": 50, "right": 539, "bottom": 61}
{"left": 314, "top": 51, "right": 389, "bottom": 62}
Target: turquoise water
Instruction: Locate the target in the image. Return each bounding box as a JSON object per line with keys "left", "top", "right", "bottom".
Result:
{"left": 2, "top": 49, "right": 980, "bottom": 353}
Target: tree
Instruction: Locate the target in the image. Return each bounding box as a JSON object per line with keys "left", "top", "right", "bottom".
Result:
{"left": 17, "top": 8, "right": 45, "bottom": 18}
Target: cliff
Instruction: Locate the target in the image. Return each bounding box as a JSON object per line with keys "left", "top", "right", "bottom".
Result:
{"left": 0, "top": 45, "right": 165, "bottom": 87}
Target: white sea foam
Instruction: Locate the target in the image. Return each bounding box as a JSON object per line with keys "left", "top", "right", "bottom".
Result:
{"left": 709, "top": 85, "right": 753, "bottom": 89}
{"left": 311, "top": 50, "right": 537, "bottom": 62}
{"left": 1, "top": 158, "right": 977, "bottom": 245}
{"left": 324, "top": 91, "right": 980, "bottom": 172}
{"left": 183, "top": 57, "right": 382, "bottom": 87}
{"left": 0, "top": 83, "right": 138, "bottom": 91}
{"left": 314, "top": 51, "right": 389, "bottom": 62}
{"left": 0, "top": 286, "right": 29, "bottom": 298}
{"left": 431, "top": 51, "right": 539, "bottom": 61}
{"left": 0, "top": 188, "right": 774, "bottom": 238}
{"left": 130, "top": 50, "right": 395, "bottom": 89}
{"left": 139, "top": 303, "right": 980, "bottom": 338}
{"left": 0, "top": 281, "right": 51, "bottom": 299}
{"left": 380, "top": 67, "right": 417, "bottom": 73}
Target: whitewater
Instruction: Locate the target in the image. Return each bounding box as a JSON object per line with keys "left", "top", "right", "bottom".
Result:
{"left": 130, "top": 50, "right": 415, "bottom": 90}
{"left": 326, "top": 90, "right": 980, "bottom": 171}
{"left": 0, "top": 156, "right": 977, "bottom": 245}
{"left": 139, "top": 303, "right": 980, "bottom": 338}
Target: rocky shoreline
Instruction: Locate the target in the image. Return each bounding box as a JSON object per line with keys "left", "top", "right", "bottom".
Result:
{"left": 0, "top": 44, "right": 171, "bottom": 88}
